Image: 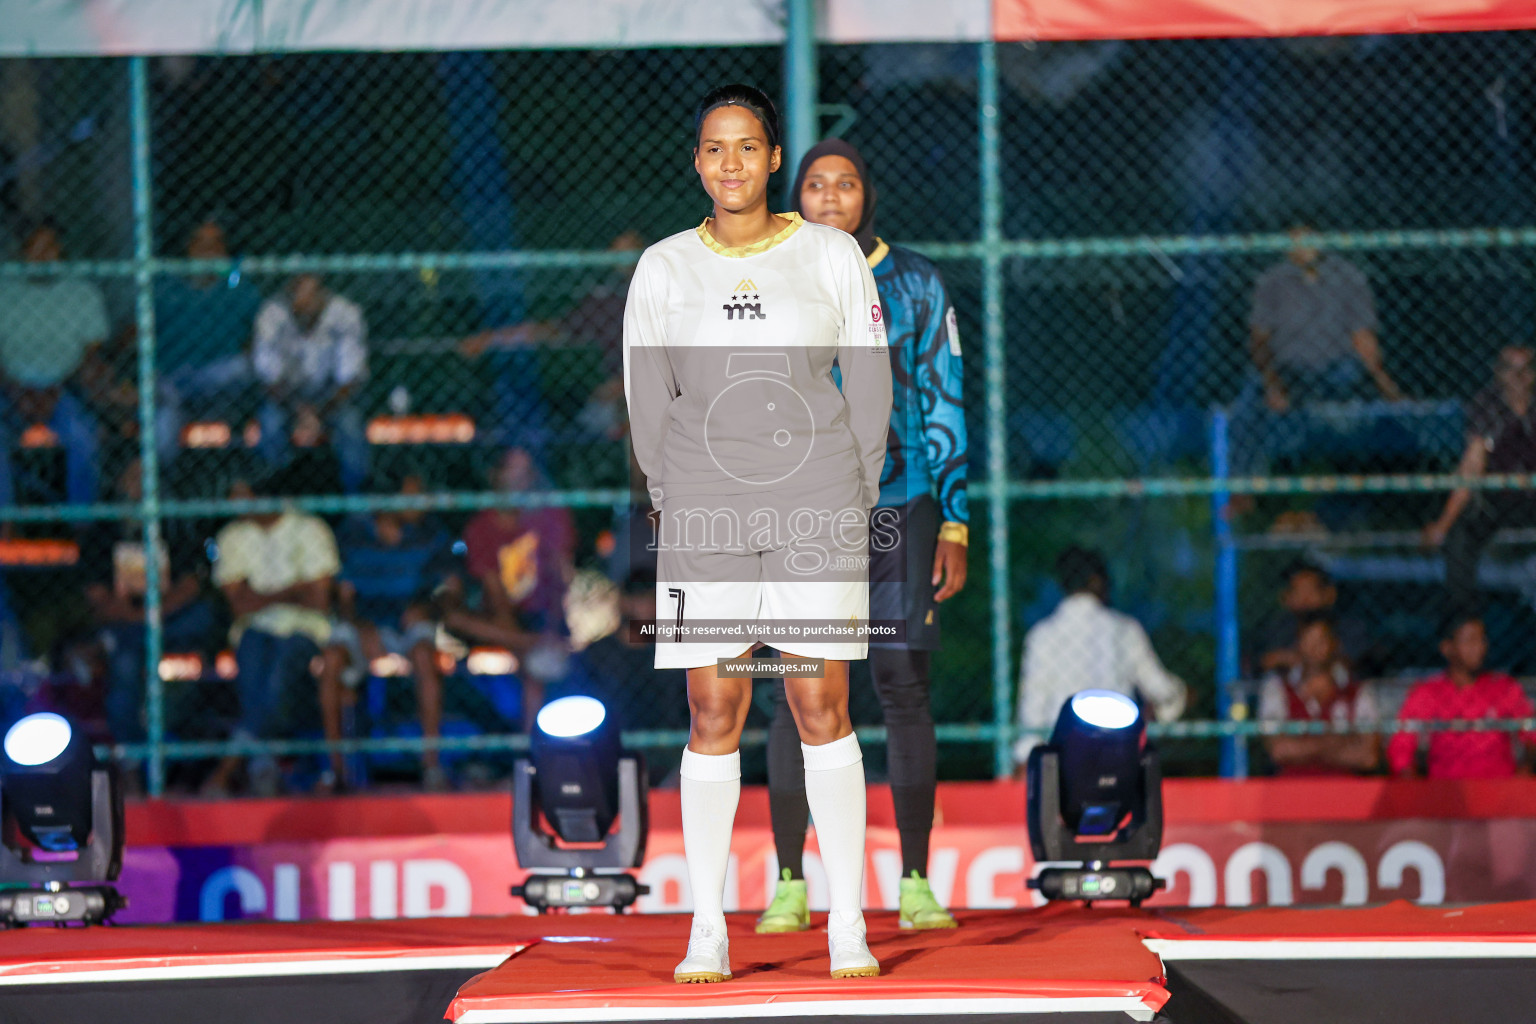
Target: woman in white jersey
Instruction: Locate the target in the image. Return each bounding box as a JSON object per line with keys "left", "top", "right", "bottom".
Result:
{"left": 624, "top": 84, "right": 892, "bottom": 983}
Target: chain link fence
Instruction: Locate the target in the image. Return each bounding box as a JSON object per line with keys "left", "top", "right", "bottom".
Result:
{"left": 4, "top": 33, "right": 1536, "bottom": 794}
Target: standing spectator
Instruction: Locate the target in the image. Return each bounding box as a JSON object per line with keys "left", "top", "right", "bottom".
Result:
{"left": 84, "top": 458, "right": 218, "bottom": 786}
{"left": 1424, "top": 345, "right": 1536, "bottom": 612}
{"left": 152, "top": 219, "right": 263, "bottom": 464}
{"left": 0, "top": 220, "right": 108, "bottom": 505}
{"left": 441, "top": 447, "right": 574, "bottom": 728}
{"left": 1258, "top": 614, "right": 1380, "bottom": 775}
{"left": 253, "top": 274, "right": 369, "bottom": 492}
{"left": 1249, "top": 559, "right": 1372, "bottom": 676}
{"left": 204, "top": 477, "right": 339, "bottom": 796}
{"left": 1231, "top": 221, "right": 1400, "bottom": 473}
{"left": 1388, "top": 612, "right": 1536, "bottom": 779}
{"left": 320, "top": 475, "right": 457, "bottom": 792}
{"left": 1013, "top": 547, "right": 1187, "bottom": 767}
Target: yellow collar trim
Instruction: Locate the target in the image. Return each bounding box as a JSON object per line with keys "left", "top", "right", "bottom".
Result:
{"left": 696, "top": 212, "right": 804, "bottom": 258}
{"left": 867, "top": 238, "right": 889, "bottom": 269}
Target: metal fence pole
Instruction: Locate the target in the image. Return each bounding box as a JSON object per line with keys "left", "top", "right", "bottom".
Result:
{"left": 782, "top": 0, "right": 818, "bottom": 191}
{"left": 128, "top": 56, "right": 166, "bottom": 796}
{"left": 979, "top": 40, "right": 1013, "bottom": 777}
{"left": 1209, "top": 409, "right": 1245, "bottom": 779}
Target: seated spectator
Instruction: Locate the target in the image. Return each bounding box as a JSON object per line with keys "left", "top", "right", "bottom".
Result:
{"left": 459, "top": 230, "right": 642, "bottom": 445}
{"left": 253, "top": 274, "right": 369, "bottom": 492}
{"left": 561, "top": 568, "right": 687, "bottom": 784}
{"left": 152, "top": 219, "right": 263, "bottom": 463}
{"left": 1423, "top": 346, "right": 1536, "bottom": 613}
{"left": 84, "top": 459, "right": 218, "bottom": 772}
{"left": 440, "top": 447, "right": 575, "bottom": 728}
{"left": 1259, "top": 613, "right": 1379, "bottom": 775}
{"left": 320, "top": 474, "right": 457, "bottom": 792}
{"left": 1387, "top": 612, "right": 1536, "bottom": 779}
{"left": 1249, "top": 559, "right": 1372, "bottom": 677}
{"left": 1013, "top": 547, "right": 1187, "bottom": 768}
{"left": 1231, "top": 220, "right": 1400, "bottom": 474}
{"left": 562, "top": 569, "right": 677, "bottom": 712}
{"left": 0, "top": 219, "right": 109, "bottom": 505}
{"left": 204, "top": 476, "right": 339, "bottom": 796}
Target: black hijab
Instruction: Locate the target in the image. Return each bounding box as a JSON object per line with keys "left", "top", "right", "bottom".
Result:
{"left": 791, "top": 138, "right": 878, "bottom": 258}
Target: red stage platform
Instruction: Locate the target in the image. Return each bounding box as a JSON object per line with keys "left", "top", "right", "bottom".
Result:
{"left": 448, "top": 908, "right": 1168, "bottom": 1022}
{"left": 5, "top": 901, "right": 1536, "bottom": 1024}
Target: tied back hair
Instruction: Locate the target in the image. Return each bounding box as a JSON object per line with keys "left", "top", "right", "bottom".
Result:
{"left": 694, "top": 83, "right": 782, "bottom": 153}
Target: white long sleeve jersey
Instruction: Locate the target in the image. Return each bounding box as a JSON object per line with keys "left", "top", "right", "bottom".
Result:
{"left": 1014, "top": 593, "right": 1188, "bottom": 764}
{"left": 623, "top": 214, "right": 893, "bottom": 512}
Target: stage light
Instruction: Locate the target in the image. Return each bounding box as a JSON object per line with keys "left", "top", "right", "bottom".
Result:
{"left": 530, "top": 695, "right": 622, "bottom": 843}
{"left": 1057, "top": 690, "right": 1145, "bottom": 837}
{"left": 1026, "top": 690, "right": 1165, "bottom": 907}
{"left": 512, "top": 695, "right": 649, "bottom": 913}
{"left": 1070, "top": 690, "right": 1139, "bottom": 730}
{"left": 0, "top": 712, "right": 126, "bottom": 925}
{"left": 3, "top": 713, "right": 96, "bottom": 851}
{"left": 535, "top": 694, "right": 607, "bottom": 739}
{"left": 5, "top": 712, "right": 74, "bottom": 766}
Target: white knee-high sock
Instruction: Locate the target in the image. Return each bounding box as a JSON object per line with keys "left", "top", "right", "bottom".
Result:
{"left": 803, "top": 733, "right": 866, "bottom": 916}
{"left": 679, "top": 748, "right": 741, "bottom": 930}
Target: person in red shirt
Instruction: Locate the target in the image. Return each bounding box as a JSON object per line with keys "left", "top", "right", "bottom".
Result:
{"left": 1388, "top": 613, "right": 1536, "bottom": 779}
{"left": 1258, "top": 613, "right": 1380, "bottom": 775}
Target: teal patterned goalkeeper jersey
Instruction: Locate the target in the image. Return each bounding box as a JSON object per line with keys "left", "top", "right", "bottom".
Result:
{"left": 869, "top": 241, "right": 968, "bottom": 524}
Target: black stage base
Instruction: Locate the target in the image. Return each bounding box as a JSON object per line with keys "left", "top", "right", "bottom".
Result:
{"left": 0, "top": 967, "right": 487, "bottom": 1024}
{"left": 1163, "top": 959, "right": 1536, "bottom": 1024}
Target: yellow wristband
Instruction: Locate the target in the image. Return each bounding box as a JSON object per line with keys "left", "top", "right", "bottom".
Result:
{"left": 938, "top": 521, "right": 969, "bottom": 547}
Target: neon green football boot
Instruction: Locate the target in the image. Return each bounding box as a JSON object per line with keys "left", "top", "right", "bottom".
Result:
{"left": 755, "top": 868, "right": 810, "bottom": 933}
{"left": 899, "top": 871, "right": 958, "bottom": 930}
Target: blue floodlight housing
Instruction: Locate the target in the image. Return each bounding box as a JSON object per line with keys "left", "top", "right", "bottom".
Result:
{"left": 1055, "top": 690, "right": 1144, "bottom": 835}
{"left": 2, "top": 713, "right": 97, "bottom": 852}
{"left": 1026, "top": 689, "right": 1165, "bottom": 906}
{"left": 530, "top": 696, "right": 622, "bottom": 843}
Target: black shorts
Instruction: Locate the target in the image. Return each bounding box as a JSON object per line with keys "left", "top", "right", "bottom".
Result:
{"left": 869, "top": 494, "right": 942, "bottom": 651}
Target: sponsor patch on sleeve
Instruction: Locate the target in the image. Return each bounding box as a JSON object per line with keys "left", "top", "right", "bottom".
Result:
{"left": 946, "top": 306, "right": 961, "bottom": 356}
{"left": 869, "top": 302, "right": 888, "bottom": 350}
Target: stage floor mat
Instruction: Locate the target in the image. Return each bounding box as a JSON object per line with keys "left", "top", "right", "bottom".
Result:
{"left": 447, "top": 908, "right": 1169, "bottom": 1023}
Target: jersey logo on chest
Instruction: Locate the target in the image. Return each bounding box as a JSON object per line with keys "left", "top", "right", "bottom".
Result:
{"left": 723, "top": 281, "right": 767, "bottom": 321}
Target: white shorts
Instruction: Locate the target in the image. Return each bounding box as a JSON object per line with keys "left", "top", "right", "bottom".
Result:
{"left": 651, "top": 481, "right": 871, "bottom": 671}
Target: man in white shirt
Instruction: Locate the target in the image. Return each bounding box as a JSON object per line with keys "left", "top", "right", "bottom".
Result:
{"left": 253, "top": 274, "right": 369, "bottom": 491}
{"left": 1014, "top": 547, "right": 1187, "bottom": 767}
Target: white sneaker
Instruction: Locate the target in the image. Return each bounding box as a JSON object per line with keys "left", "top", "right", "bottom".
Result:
{"left": 674, "top": 918, "right": 731, "bottom": 983}
{"left": 827, "top": 910, "right": 880, "bottom": 979}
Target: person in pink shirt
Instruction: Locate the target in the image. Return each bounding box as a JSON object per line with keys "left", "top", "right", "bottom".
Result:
{"left": 1388, "top": 613, "right": 1536, "bottom": 779}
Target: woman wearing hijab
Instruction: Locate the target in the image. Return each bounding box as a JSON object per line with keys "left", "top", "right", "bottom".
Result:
{"left": 759, "top": 139, "right": 970, "bottom": 933}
